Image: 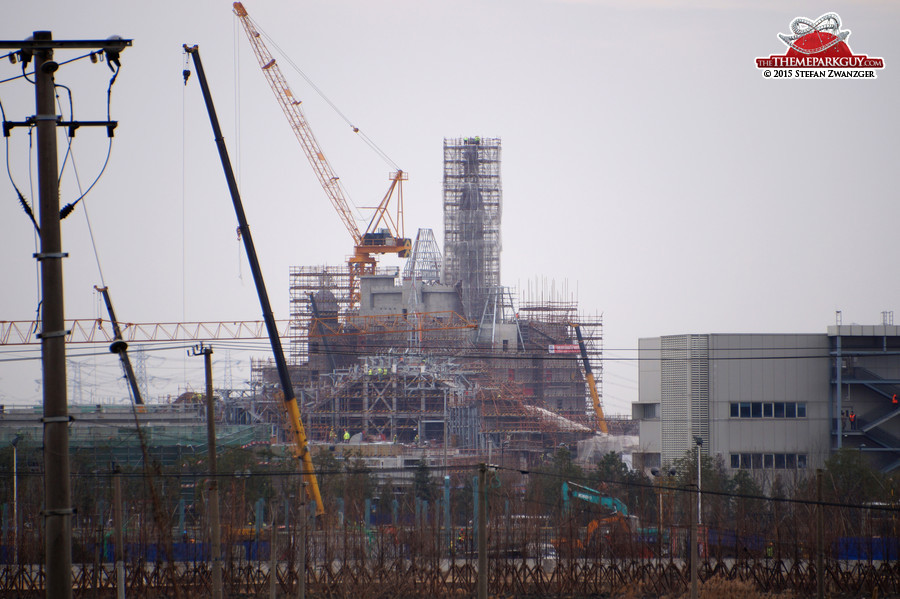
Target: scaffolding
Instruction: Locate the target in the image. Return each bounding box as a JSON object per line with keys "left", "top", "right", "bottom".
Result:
{"left": 290, "top": 266, "right": 353, "bottom": 364}
{"left": 516, "top": 295, "right": 604, "bottom": 424}
{"left": 303, "top": 356, "right": 471, "bottom": 443}
{"left": 402, "top": 228, "right": 443, "bottom": 284}
{"left": 257, "top": 136, "right": 612, "bottom": 461}
{"left": 443, "top": 137, "right": 502, "bottom": 321}
{"left": 271, "top": 268, "right": 604, "bottom": 452}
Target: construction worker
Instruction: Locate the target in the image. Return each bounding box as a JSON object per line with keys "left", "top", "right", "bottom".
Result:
{"left": 343, "top": 429, "right": 350, "bottom": 443}
{"left": 849, "top": 410, "right": 856, "bottom": 430}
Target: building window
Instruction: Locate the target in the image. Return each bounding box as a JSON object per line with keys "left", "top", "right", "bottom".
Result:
{"left": 729, "top": 402, "right": 807, "bottom": 419}
{"left": 730, "top": 452, "right": 808, "bottom": 471}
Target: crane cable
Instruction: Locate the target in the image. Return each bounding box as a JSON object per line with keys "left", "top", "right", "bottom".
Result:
{"left": 249, "top": 19, "right": 401, "bottom": 172}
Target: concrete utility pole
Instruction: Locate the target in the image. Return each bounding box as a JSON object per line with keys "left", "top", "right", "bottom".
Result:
{"left": 816, "top": 469, "right": 824, "bottom": 599}
{"left": 11, "top": 436, "right": 19, "bottom": 567}
{"left": 191, "top": 343, "right": 223, "bottom": 599}
{"left": 113, "top": 467, "right": 125, "bottom": 599}
{"left": 690, "top": 483, "right": 698, "bottom": 599}
{"left": 1, "top": 32, "right": 130, "bottom": 599}
{"left": 477, "top": 464, "right": 488, "bottom": 599}
{"left": 34, "top": 31, "right": 72, "bottom": 599}
{"left": 298, "top": 485, "right": 307, "bottom": 599}
{"left": 694, "top": 436, "right": 703, "bottom": 526}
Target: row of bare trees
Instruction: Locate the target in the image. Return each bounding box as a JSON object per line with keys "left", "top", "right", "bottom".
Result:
{"left": 0, "top": 443, "right": 897, "bottom": 568}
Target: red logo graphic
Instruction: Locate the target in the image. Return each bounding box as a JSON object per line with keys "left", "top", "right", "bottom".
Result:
{"left": 756, "top": 13, "right": 885, "bottom": 78}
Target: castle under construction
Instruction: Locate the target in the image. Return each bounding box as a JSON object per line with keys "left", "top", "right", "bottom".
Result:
{"left": 248, "top": 137, "right": 607, "bottom": 466}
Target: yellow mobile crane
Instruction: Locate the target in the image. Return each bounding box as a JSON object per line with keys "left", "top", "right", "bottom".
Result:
{"left": 573, "top": 323, "right": 608, "bottom": 434}
{"left": 233, "top": 2, "right": 410, "bottom": 306}
{"left": 184, "top": 45, "right": 324, "bottom": 515}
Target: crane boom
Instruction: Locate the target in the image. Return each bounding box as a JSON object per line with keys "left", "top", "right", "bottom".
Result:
{"left": 184, "top": 44, "right": 324, "bottom": 515}
{"left": 233, "top": 1, "right": 360, "bottom": 245}
{"left": 573, "top": 323, "right": 608, "bottom": 434}
{"left": 232, "top": 2, "right": 411, "bottom": 306}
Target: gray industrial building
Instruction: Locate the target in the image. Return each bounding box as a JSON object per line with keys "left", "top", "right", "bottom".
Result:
{"left": 633, "top": 322, "right": 900, "bottom": 484}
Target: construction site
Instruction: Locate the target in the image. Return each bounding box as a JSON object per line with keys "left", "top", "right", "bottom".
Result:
{"left": 239, "top": 135, "right": 611, "bottom": 468}
{"left": 3, "top": 7, "right": 900, "bottom": 599}
{"left": 207, "top": 5, "right": 620, "bottom": 470}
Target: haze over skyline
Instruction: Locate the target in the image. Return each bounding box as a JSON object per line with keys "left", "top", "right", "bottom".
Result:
{"left": 2, "top": 0, "right": 897, "bottom": 415}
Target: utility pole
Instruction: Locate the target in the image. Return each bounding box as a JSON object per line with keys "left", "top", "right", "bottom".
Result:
{"left": 11, "top": 436, "right": 19, "bottom": 567}
{"left": 694, "top": 436, "right": 703, "bottom": 526}
{"left": 1, "top": 32, "right": 130, "bottom": 599}
{"left": 477, "top": 464, "right": 487, "bottom": 599}
{"left": 690, "top": 482, "right": 698, "bottom": 599}
{"left": 191, "top": 343, "right": 223, "bottom": 599}
{"left": 268, "top": 512, "right": 277, "bottom": 599}
{"left": 35, "top": 31, "right": 72, "bottom": 599}
{"left": 112, "top": 466, "right": 125, "bottom": 599}
{"left": 816, "top": 469, "right": 824, "bottom": 599}
{"left": 298, "top": 484, "right": 307, "bottom": 599}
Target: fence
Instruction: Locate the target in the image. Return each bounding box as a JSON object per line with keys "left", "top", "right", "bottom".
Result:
{"left": 0, "top": 461, "right": 898, "bottom": 597}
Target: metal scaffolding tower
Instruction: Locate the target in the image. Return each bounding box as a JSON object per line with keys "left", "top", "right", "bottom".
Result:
{"left": 402, "top": 228, "right": 443, "bottom": 283}
{"left": 442, "top": 137, "right": 502, "bottom": 321}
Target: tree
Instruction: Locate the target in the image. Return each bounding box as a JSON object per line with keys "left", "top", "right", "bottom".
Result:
{"left": 342, "top": 451, "right": 376, "bottom": 521}
{"left": 670, "top": 449, "right": 731, "bottom": 530}
{"left": 526, "top": 446, "right": 583, "bottom": 511}
{"left": 820, "top": 448, "right": 890, "bottom": 505}
{"left": 312, "top": 447, "right": 343, "bottom": 510}
{"left": 589, "top": 451, "right": 652, "bottom": 517}
{"left": 413, "top": 459, "right": 436, "bottom": 502}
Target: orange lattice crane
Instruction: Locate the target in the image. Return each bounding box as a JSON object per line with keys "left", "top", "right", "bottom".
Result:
{"left": 233, "top": 2, "right": 410, "bottom": 306}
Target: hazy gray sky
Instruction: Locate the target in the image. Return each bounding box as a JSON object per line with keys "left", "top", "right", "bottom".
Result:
{"left": 2, "top": 0, "right": 897, "bottom": 414}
